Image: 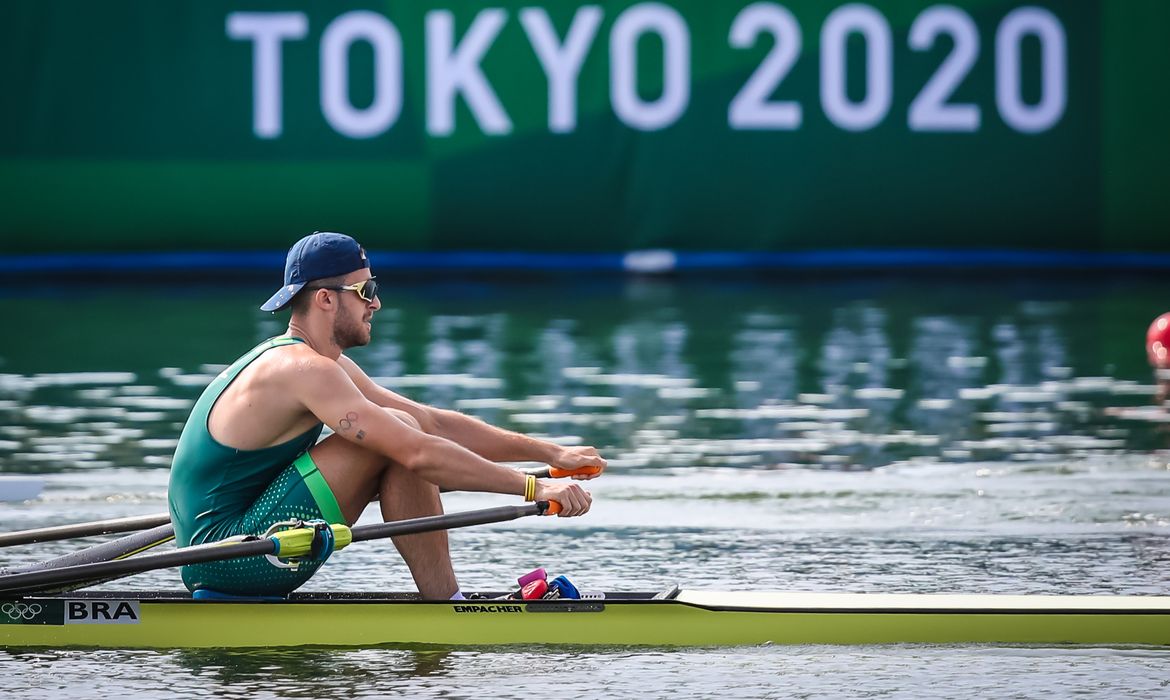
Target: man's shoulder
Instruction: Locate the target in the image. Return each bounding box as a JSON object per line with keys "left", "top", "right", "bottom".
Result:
{"left": 334, "top": 353, "right": 363, "bottom": 372}
{"left": 261, "top": 343, "right": 346, "bottom": 379}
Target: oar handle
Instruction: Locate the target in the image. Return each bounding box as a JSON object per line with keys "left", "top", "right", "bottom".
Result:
{"left": 437, "top": 466, "right": 600, "bottom": 495}
{"left": 546, "top": 466, "right": 603, "bottom": 479}
{"left": 541, "top": 500, "right": 562, "bottom": 515}
{"left": 525, "top": 465, "right": 602, "bottom": 479}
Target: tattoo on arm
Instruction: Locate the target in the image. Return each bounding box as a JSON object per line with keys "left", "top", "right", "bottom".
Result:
{"left": 336, "top": 411, "right": 367, "bottom": 441}
{"left": 337, "top": 411, "right": 359, "bottom": 433}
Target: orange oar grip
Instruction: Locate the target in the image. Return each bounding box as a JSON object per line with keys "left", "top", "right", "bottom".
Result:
{"left": 542, "top": 500, "right": 562, "bottom": 516}
{"left": 547, "top": 465, "right": 602, "bottom": 478}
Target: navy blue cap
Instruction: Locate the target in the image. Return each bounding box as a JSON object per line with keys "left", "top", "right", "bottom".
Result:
{"left": 261, "top": 232, "right": 370, "bottom": 312}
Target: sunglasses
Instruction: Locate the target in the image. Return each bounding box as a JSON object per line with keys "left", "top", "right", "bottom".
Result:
{"left": 314, "top": 278, "right": 379, "bottom": 303}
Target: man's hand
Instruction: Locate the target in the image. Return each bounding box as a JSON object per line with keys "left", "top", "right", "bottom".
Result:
{"left": 535, "top": 480, "right": 592, "bottom": 517}
{"left": 549, "top": 446, "right": 607, "bottom": 480}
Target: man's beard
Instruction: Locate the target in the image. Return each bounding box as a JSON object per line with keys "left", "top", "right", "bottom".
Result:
{"left": 331, "top": 303, "right": 370, "bottom": 349}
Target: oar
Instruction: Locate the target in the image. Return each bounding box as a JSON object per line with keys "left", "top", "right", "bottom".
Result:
{"left": 0, "top": 513, "right": 172, "bottom": 548}
{"left": 0, "top": 524, "right": 177, "bottom": 594}
{"left": 0, "top": 501, "right": 560, "bottom": 596}
{"left": 0, "top": 467, "right": 598, "bottom": 548}
{"left": 9, "top": 524, "right": 176, "bottom": 572}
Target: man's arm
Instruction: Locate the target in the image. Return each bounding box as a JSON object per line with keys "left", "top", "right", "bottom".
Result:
{"left": 336, "top": 355, "right": 606, "bottom": 477}
{"left": 293, "top": 355, "right": 592, "bottom": 514}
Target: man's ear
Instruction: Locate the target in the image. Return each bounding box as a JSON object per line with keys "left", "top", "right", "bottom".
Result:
{"left": 312, "top": 288, "right": 335, "bottom": 310}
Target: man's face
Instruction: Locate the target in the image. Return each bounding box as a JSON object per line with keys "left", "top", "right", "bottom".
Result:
{"left": 331, "top": 269, "right": 380, "bottom": 349}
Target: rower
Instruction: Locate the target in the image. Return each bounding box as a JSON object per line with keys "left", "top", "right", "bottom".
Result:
{"left": 167, "top": 232, "right": 605, "bottom": 599}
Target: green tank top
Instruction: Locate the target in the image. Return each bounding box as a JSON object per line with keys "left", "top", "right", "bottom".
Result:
{"left": 168, "top": 337, "right": 324, "bottom": 547}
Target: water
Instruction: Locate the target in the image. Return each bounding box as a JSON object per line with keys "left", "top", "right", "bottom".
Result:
{"left": 2, "top": 275, "right": 1170, "bottom": 698}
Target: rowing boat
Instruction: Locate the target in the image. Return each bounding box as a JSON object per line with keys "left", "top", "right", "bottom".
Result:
{"left": 2, "top": 501, "right": 1169, "bottom": 649}
{"left": 3, "top": 588, "right": 1169, "bottom": 648}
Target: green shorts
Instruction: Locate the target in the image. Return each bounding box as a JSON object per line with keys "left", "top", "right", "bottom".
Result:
{"left": 180, "top": 452, "right": 346, "bottom": 596}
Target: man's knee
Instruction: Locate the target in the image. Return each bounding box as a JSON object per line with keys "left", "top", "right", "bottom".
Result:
{"left": 379, "top": 459, "right": 440, "bottom": 496}
{"left": 382, "top": 406, "right": 422, "bottom": 431}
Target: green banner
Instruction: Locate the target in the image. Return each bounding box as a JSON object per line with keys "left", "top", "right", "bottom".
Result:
{"left": 0, "top": 1, "right": 1166, "bottom": 255}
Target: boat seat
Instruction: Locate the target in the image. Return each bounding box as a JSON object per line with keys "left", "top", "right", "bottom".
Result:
{"left": 192, "top": 588, "right": 287, "bottom": 602}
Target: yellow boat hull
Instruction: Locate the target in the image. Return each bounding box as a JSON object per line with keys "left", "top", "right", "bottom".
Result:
{"left": 3, "top": 590, "right": 1170, "bottom": 648}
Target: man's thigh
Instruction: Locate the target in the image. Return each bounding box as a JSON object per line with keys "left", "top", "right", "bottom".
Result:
{"left": 310, "top": 432, "right": 399, "bottom": 524}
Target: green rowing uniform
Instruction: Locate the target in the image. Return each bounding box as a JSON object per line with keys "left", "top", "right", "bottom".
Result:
{"left": 167, "top": 336, "right": 345, "bottom": 596}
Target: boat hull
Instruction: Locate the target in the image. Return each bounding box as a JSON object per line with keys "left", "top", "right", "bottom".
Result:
{"left": 3, "top": 591, "right": 1170, "bottom": 648}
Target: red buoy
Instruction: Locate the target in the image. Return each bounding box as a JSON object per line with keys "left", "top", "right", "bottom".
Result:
{"left": 1148, "top": 313, "right": 1170, "bottom": 368}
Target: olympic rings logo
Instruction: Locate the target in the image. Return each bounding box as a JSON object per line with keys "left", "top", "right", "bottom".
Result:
{"left": 2, "top": 602, "right": 43, "bottom": 621}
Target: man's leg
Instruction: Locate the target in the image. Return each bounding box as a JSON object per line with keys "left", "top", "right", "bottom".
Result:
{"left": 309, "top": 424, "right": 460, "bottom": 599}
{"left": 378, "top": 461, "right": 460, "bottom": 598}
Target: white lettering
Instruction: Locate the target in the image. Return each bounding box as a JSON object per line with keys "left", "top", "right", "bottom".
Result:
{"left": 520, "top": 6, "right": 604, "bottom": 134}
{"left": 728, "top": 2, "right": 803, "bottom": 130}
{"left": 610, "top": 3, "right": 691, "bottom": 131}
{"left": 226, "top": 12, "right": 309, "bottom": 139}
{"left": 908, "top": 6, "right": 981, "bottom": 132}
{"left": 226, "top": 6, "right": 1071, "bottom": 139}
{"left": 820, "top": 4, "right": 892, "bottom": 131}
{"left": 996, "top": 7, "right": 1066, "bottom": 134}
{"left": 320, "top": 11, "right": 404, "bottom": 139}
{"left": 426, "top": 9, "right": 512, "bottom": 136}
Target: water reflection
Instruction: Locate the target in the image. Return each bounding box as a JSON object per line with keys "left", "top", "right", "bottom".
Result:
{"left": 0, "top": 646, "right": 459, "bottom": 700}
{"left": 172, "top": 647, "right": 456, "bottom": 695}
{"left": 7, "top": 642, "right": 1170, "bottom": 700}
{"left": 0, "top": 279, "right": 1167, "bottom": 477}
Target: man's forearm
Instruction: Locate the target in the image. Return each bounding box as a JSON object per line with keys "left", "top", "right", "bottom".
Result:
{"left": 430, "top": 408, "right": 560, "bottom": 463}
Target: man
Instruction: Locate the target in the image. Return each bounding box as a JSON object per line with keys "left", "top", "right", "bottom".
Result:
{"left": 168, "top": 232, "right": 603, "bottom": 598}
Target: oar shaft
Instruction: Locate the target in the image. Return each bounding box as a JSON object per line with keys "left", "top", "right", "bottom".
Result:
{"left": 1, "top": 524, "right": 177, "bottom": 595}
{"left": 349, "top": 502, "right": 551, "bottom": 543}
{"left": 0, "top": 502, "right": 556, "bottom": 596}
{"left": 0, "top": 513, "right": 172, "bottom": 548}
{"left": 0, "top": 466, "right": 590, "bottom": 547}
{"left": 18, "top": 524, "right": 176, "bottom": 573}
{"left": 0, "top": 537, "right": 277, "bottom": 596}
